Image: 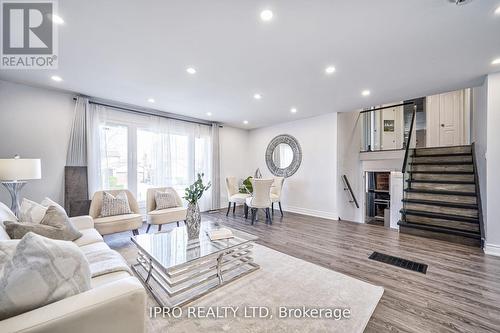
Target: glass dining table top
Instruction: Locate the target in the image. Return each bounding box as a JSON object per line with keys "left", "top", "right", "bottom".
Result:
{"left": 131, "top": 219, "right": 258, "bottom": 270}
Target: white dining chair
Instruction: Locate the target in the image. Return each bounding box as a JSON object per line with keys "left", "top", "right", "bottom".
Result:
{"left": 270, "top": 177, "right": 285, "bottom": 217}
{"left": 225, "top": 176, "right": 251, "bottom": 216}
{"left": 245, "top": 178, "right": 274, "bottom": 224}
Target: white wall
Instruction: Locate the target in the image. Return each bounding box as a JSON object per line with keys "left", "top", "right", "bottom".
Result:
{"left": 0, "top": 80, "right": 74, "bottom": 205}
{"left": 219, "top": 126, "right": 249, "bottom": 208}
{"left": 485, "top": 73, "right": 500, "bottom": 255}
{"left": 247, "top": 113, "right": 338, "bottom": 219}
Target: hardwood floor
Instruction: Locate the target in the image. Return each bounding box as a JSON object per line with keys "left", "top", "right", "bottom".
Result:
{"left": 208, "top": 207, "right": 500, "bottom": 333}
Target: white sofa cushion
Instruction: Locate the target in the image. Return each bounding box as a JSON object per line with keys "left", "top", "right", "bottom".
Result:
{"left": 0, "top": 233, "right": 91, "bottom": 320}
{"left": 73, "top": 228, "right": 104, "bottom": 247}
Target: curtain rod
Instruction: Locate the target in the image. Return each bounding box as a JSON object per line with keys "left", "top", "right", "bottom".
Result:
{"left": 73, "top": 97, "right": 222, "bottom": 128}
{"left": 359, "top": 101, "right": 415, "bottom": 114}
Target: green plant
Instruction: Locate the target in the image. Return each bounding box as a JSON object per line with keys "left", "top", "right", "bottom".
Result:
{"left": 239, "top": 176, "right": 253, "bottom": 194}
{"left": 184, "top": 173, "right": 211, "bottom": 204}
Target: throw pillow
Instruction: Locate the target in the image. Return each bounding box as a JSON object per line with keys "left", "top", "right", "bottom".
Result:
{"left": 0, "top": 202, "right": 17, "bottom": 223}
{"left": 4, "top": 206, "right": 83, "bottom": 241}
{"left": 100, "top": 191, "right": 132, "bottom": 217}
{"left": 155, "top": 189, "right": 179, "bottom": 210}
{"left": 41, "top": 197, "right": 65, "bottom": 213}
{"left": 0, "top": 232, "right": 91, "bottom": 320}
{"left": 19, "top": 198, "right": 47, "bottom": 224}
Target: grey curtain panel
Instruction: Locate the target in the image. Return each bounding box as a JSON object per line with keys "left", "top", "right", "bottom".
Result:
{"left": 66, "top": 97, "right": 89, "bottom": 166}
{"left": 211, "top": 123, "right": 221, "bottom": 210}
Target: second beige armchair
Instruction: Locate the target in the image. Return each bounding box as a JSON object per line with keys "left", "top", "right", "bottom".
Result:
{"left": 146, "top": 187, "right": 187, "bottom": 233}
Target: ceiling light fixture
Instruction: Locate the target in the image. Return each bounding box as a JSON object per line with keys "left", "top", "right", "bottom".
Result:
{"left": 290, "top": 107, "right": 297, "bottom": 113}
{"left": 260, "top": 9, "right": 273, "bottom": 22}
{"left": 206, "top": 112, "right": 212, "bottom": 116}
{"left": 243, "top": 120, "right": 249, "bottom": 125}
{"left": 51, "top": 75, "right": 62, "bottom": 82}
{"left": 495, "top": 5, "right": 500, "bottom": 15}
{"left": 186, "top": 67, "right": 197, "bottom": 74}
{"left": 50, "top": 14, "right": 64, "bottom": 25}
{"left": 147, "top": 98, "right": 155, "bottom": 103}
{"left": 362, "top": 90, "right": 371, "bottom": 97}
{"left": 492, "top": 58, "right": 500, "bottom": 65}
{"left": 325, "top": 66, "right": 336, "bottom": 75}
{"left": 253, "top": 93, "right": 262, "bottom": 100}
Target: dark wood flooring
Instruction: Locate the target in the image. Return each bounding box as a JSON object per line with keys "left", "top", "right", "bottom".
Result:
{"left": 207, "top": 207, "right": 500, "bottom": 333}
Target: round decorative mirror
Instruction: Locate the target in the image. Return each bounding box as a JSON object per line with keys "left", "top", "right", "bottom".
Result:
{"left": 266, "top": 134, "right": 302, "bottom": 177}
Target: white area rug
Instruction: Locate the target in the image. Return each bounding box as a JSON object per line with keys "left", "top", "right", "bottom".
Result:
{"left": 114, "top": 240, "right": 383, "bottom": 333}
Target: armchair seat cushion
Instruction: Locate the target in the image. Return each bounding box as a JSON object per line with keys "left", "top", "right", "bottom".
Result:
{"left": 93, "top": 214, "right": 142, "bottom": 236}
{"left": 147, "top": 207, "right": 187, "bottom": 225}
{"left": 229, "top": 193, "right": 251, "bottom": 203}
{"left": 73, "top": 228, "right": 104, "bottom": 247}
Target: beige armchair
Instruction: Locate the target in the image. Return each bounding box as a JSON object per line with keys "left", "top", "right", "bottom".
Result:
{"left": 146, "top": 187, "right": 187, "bottom": 233}
{"left": 245, "top": 178, "right": 274, "bottom": 225}
{"left": 89, "top": 190, "right": 143, "bottom": 236}
{"left": 271, "top": 177, "right": 285, "bottom": 217}
{"left": 226, "top": 176, "right": 251, "bottom": 216}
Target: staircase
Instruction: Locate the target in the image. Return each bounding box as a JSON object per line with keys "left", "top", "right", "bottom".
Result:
{"left": 398, "top": 145, "right": 483, "bottom": 247}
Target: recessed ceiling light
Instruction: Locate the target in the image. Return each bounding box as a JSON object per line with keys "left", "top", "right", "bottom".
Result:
{"left": 206, "top": 112, "right": 212, "bottom": 116}
{"left": 243, "top": 120, "right": 249, "bottom": 125}
{"left": 186, "top": 67, "right": 197, "bottom": 74}
{"left": 325, "top": 66, "right": 336, "bottom": 74}
{"left": 260, "top": 9, "right": 273, "bottom": 22}
{"left": 253, "top": 93, "right": 262, "bottom": 100}
{"left": 290, "top": 107, "right": 297, "bottom": 113}
{"left": 492, "top": 58, "right": 500, "bottom": 65}
{"left": 51, "top": 75, "right": 62, "bottom": 82}
{"left": 495, "top": 5, "right": 500, "bottom": 15}
{"left": 50, "top": 14, "right": 64, "bottom": 25}
{"left": 361, "top": 90, "right": 371, "bottom": 97}
{"left": 147, "top": 98, "right": 155, "bottom": 103}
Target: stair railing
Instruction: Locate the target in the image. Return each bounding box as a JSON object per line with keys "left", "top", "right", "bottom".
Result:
{"left": 471, "top": 143, "right": 485, "bottom": 248}
{"left": 402, "top": 105, "right": 417, "bottom": 174}
{"left": 401, "top": 105, "right": 417, "bottom": 221}
{"left": 342, "top": 175, "right": 359, "bottom": 208}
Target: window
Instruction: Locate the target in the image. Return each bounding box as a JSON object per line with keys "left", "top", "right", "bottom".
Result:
{"left": 93, "top": 108, "right": 213, "bottom": 212}
{"left": 99, "top": 124, "right": 128, "bottom": 190}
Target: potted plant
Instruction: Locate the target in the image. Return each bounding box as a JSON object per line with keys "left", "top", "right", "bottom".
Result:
{"left": 239, "top": 176, "right": 253, "bottom": 194}
{"left": 184, "top": 173, "right": 211, "bottom": 240}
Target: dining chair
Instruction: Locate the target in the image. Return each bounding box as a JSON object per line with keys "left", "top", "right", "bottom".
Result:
{"left": 270, "top": 177, "right": 285, "bottom": 217}
{"left": 245, "top": 178, "right": 274, "bottom": 224}
{"left": 225, "top": 176, "right": 251, "bottom": 216}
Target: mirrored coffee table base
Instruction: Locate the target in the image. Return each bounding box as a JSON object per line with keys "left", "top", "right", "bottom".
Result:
{"left": 131, "top": 236, "right": 260, "bottom": 308}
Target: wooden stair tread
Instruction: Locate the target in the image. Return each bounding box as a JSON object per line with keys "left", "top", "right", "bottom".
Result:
{"left": 410, "top": 161, "right": 473, "bottom": 165}
{"left": 402, "top": 198, "right": 477, "bottom": 209}
{"left": 411, "top": 153, "right": 471, "bottom": 158}
{"left": 404, "top": 188, "right": 477, "bottom": 197}
{"left": 400, "top": 209, "right": 479, "bottom": 224}
{"left": 398, "top": 221, "right": 481, "bottom": 238}
{"left": 409, "top": 171, "right": 474, "bottom": 175}
{"left": 406, "top": 179, "right": 475, "bottom": 185}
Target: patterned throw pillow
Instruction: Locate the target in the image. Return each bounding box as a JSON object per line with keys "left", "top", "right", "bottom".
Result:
{"left": 4, "top": 206, "right": 83, "bottom": 241}
{"left": 19, "top": 199, "right": 48, "bottom": 224}
{"left": 155, "top": 189, "right": 179, "bottom": 210}
{"left": 100, "top": 191, "right": 132, "bottom": 217}
{"left": 0, "top": 232, "right": 91, "bottom": 320}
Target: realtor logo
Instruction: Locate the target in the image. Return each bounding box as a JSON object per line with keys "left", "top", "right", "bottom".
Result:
{"left": 1, "top": 0, "right": 58, "bottom": 69}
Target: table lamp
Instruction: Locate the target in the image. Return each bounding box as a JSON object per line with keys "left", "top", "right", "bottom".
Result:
{"left": 0, "top": 155, "right": 42, "bottom": 217}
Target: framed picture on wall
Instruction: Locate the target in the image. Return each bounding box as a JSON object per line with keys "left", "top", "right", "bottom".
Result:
{"left": 383, "top": 120, "right": 395, "bottom": 132}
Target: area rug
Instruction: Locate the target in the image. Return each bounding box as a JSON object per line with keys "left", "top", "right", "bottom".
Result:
{"left": 109, "top": 233, "right": 384, "bottom": 333}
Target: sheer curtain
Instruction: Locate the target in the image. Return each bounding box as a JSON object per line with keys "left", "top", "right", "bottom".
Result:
{"left": 86, "top": 105, "right": 213, "bottom": 212}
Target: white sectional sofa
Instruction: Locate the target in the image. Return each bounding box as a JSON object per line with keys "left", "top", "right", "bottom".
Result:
{"left": 0, "top": 215, "right": 147, "bottom": 333}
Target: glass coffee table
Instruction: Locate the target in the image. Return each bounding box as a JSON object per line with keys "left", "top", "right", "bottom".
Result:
{"left": 130, "top": 220, "right": 260, "bottom": 307}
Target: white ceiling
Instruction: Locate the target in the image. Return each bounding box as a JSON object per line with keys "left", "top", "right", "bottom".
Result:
{"left": 1, "top": 0, "right": 500, "bottom": 129}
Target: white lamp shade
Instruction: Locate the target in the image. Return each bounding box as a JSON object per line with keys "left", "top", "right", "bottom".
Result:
{"left": 0, "top": 159, "right": 42, "bottom": 181}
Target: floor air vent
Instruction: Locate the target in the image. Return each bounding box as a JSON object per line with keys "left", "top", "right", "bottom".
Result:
{"left": 369, "top": 252, "right": 428, "bottom": 274}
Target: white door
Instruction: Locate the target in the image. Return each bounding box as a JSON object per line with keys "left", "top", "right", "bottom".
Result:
{"left": 426, "top": 89, "right": 466, "bottom": 147}
{"left": 439, "top": 90, "right": 463, "bottom": 146}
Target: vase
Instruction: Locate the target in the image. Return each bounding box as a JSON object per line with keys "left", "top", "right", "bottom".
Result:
{"left": 186, "top": 202, "right": 201, "bottom": 240}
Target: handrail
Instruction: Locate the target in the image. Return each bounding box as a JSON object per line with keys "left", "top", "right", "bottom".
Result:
{"left": 402, "top": 105, "right": 417, "bottom": 173}
{"left": 360, "top": 101, "right": 415, "bottom": 114}
{"left": 342, "top": 175, "right": 359, "bottom": 208}
{"left": 471, "top": 143, "right": 485, "bottom": 248}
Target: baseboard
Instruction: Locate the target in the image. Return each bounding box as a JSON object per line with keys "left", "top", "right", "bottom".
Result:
{"left": 484, "top": 243, "right": 500, "bottom": 256}
{"left": 280, "top": 205, "right": 338, "bottom": 220}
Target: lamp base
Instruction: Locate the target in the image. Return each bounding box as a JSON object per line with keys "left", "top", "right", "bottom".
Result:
{"left": 1, "top": 181, "right": 27, "bottom": 218}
